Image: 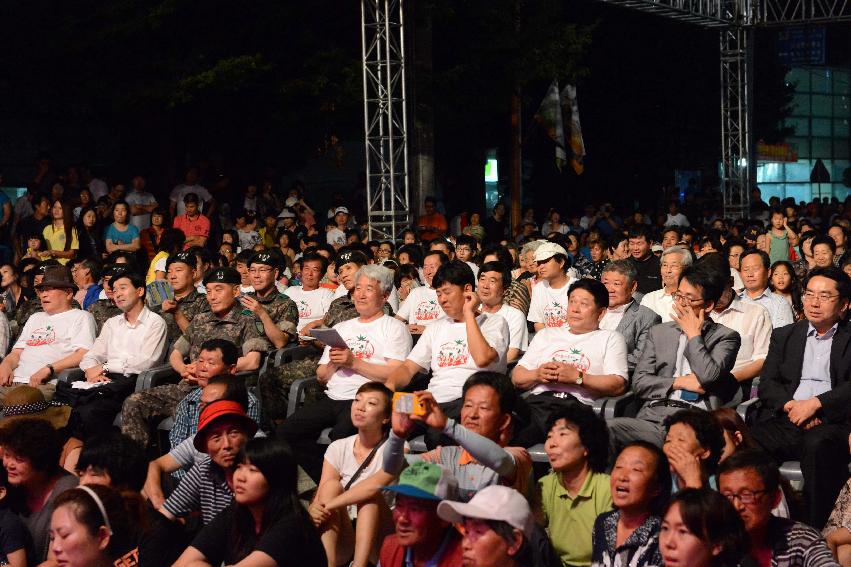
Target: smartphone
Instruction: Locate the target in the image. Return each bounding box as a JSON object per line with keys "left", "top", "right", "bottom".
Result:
{"left": 393, "top": 392, "right": 426, "bottom": 416}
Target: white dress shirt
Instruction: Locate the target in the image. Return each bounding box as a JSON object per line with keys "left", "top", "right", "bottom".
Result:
{"left": 710, "top": 297, "right": 771, "bottom": 372}
{"left": 738, "top": 288, "right": 794, "bottom": 329}
{"left": 80, "top": 306, "right": 168, "bottom": 375}
{"left": 640, "top": 289, "right": 675, "bottom": 322}
{"left": 599, "top": 300, "right": 632, "bottom": 331}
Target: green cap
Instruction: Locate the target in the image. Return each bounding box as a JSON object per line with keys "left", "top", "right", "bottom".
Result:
{"left": 382, "top": 462, "right": 458, "bottom": 501}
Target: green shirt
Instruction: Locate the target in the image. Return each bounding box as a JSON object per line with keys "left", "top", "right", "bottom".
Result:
{"left": 538, "top": 470, "right": 613, "bottom": 567}
{"left": 769, "top": 231, "right": 790, "bottom": 264}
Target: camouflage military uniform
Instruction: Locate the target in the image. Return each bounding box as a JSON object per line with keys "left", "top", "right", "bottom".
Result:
{"left": 242, "top": 291, "right": 299, "bottom": 342}
{"left": 120, "top": 303, "right": 271, "bottom": 448}
{"left": 151, "top": 289, "right": 210, "bottom": 345}
{"left": 258, "top": 291, "right": 395, "bottom": 423}
{"left": 87, "top": 299, "right": 122, "bottom": 334}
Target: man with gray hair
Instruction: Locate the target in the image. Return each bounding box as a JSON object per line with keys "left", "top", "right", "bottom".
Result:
{"left": 640, "top": 246, "right": 693, "bottom": 322}
{"left": 279, "top": 263, "right": 413, "bottom": 478}
{"left": 600, "top": 260, "right": 662, "bottom": 374}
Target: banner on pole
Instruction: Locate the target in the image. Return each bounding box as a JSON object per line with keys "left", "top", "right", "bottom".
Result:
{"left": 562, "top": 84, "right": 586, "bottom": 175}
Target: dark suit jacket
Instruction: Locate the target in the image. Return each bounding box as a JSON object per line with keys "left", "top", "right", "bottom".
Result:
{"left": 616, "top": 301, "right": 662, "bottom": 374}
{"left": 757, "top": 319, "right": 851, "bottom": 424}
{"left": 632, "top": 320, "right": 741, "bottom": 408}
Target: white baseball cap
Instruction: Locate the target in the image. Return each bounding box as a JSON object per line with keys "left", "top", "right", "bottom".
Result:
{"left": 334, "top": 206, "right": 350, "bottom": 215}
{"left": 277, "top": 209, "right": 296, "bottom": 219}
{"left": 533, "top": 242, "right": 568, "bottom": 262}
{"left": 285, "top": 196, "right": 299, "bottom": 207}
{"left": 436, "top": 485, "right": 535, "bottom": 538}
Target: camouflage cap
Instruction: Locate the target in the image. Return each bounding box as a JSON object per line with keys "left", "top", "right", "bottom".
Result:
{"left": 166, "top": 250, "right": 197, "bottom": 270}
{"left": 203, "top": 266, "right": 241, "bottom": 285}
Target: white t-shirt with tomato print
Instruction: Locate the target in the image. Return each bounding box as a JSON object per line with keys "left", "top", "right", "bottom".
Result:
{"left": 13, "top": 309, "right": 97, "bottom": 384}
{"left": 407, "top": 313, "right": 510, "bottom": 403}
{"left": 517, "top": 327, "right": 628, "bottom": 405}
{"left": 396, "top": 286, "right": 443, "bottom": 326}
{"left": 319, "top": 315, "right": 413, "bottom": 400}
{"left": 284, "top": 286, "right": 335, "bottom": 332}
{"left": 527, "top": 278, "right": 576, "bottom": 328}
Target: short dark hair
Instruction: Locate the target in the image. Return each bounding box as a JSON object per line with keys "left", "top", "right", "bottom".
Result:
{"left": 423, "top": 250, "right": 450, "bottom": 266}
{"left": 209, "top": 374, "right": 249, "bottom": 412}
{"left": 568, "top": 278, "right": 609, "bottom": 309}
{"left": 432, "top": 260, "right": 475, "bottom": 290}
{"left": 462, "top": 372, "right": 517, "bottom": 417}
{"left": 679, "top": 263, "right": 725, "bottom": 305}
{"left": 73, "top": 258, "right": 102, "bottom": 282}
{"left": 183, "top": 192, "right": 200, "bottom": 204}
{"left": 663, "top": 226, "right": 683, "bottom": 240}
{"left": 739, "top": 249, "right": 770, "bottom": 270}
{"left": 480, "top": 245, "right": 515, "bottom": 270}
{"left": 356, "top": 382, "right": 393, "bottom": 418}
{"left": 717, "top": 448, "right": 781, "bottom": 495}
{"left": 664, "top": 409, "right": 725, "bottom": 474}
{"left": 546, "top": 403, "right": 610, "bottom": 473}
{"left": 0, "top": 418, "right": 62, "bottom": 475}
{"left": 665, "top": 488, "right": 748, "bottom": 566}
{"left": 235, "top": 249, "right": 255, "bottom": 265}
{"left": 723, "top": 238, "right": 746, "bottom": 256}
{"left": 111, "top": 271, "right": 146, "bottom": 297}
{"left": 628, "top": 225, "right": 652, "bottom": 243}
{"left": 76, "top": 432, "right": 147, "bottom": 492}
{"left": 803, "top": 265, "right": 851, "bottom": 300}
{"left": 478, "top": 261, "right": 511, "bottom": 290}
{"left": 200, "top": 339, "right": 239, "bottom": 366}
{"left": 811, "top": 234, "right": 837, "bottom": 254}
{"left": 798, "top": 230, "right": 817, "bottom": 258}
{"left": 430, "top": 239, "right": 455, "bottom": 253}
{"left": 397, "top": 244, "right": 425, "bottom": 267}
{"left": 301, "top": 251, "right": 329, "bottom": 274}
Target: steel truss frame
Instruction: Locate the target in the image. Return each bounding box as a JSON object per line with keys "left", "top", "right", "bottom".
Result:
{"left": 361, "top": 0, "right": 410, "bottom": 241}
{"left": 596, "top": 0, "right": 851, "bottom": 218}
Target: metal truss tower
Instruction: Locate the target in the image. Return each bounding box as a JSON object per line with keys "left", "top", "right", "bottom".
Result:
{"left": 596, "top": 0, "right": 851, "bottom": 218}
{"left": 361, "top": 0, "right": 410, "bottom": 240}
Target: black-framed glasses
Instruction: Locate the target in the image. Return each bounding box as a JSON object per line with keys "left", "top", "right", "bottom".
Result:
{"left": 672, "top": 292, "right": 703, "bottom": 305}
{"left": 721, "top": 489, "right": 767, "bottom": 504}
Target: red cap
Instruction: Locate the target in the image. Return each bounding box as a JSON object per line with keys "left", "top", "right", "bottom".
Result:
{"left": 193, "top": 400, "right": 258, "bottom": 452}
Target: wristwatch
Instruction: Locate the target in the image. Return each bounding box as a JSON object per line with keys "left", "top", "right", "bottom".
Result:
{"left": 575, "top": 371, "right": 584, "bottom": 386}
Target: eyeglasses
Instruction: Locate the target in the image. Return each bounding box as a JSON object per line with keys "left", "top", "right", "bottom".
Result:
{"left": 803, "top": 290, "right": 841, "bottom": 303}
{"left": 672, "top": 292, "right": 703, "bottom": 305}
{"left": 722, "top": 489, "right": 767, "bottom": 504}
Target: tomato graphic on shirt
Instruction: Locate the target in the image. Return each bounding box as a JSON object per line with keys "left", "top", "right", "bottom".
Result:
{"left": 346, "top": 335, "right": 375, "bottom": 360}
{"left": 296, "top": 300, "right": 312, "bottom": 319}
{"left": 415, "top": 300, "right": 440, "bottom": 322}
{"left": 26, "top": 326, "right": 56, "bottom": 347}
{"left": 542, "top": 301, "right": 568, "bottom": 327}
{"left": 437, "top": 339, "right": 469, "bottom": 367}
{"left": 551, "top": 348, "right": 591, "bottom": 373}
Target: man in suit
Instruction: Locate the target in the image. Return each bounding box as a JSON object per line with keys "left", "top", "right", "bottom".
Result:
{"left": 600, "top": 260, "right": 662, "bottom": 374}
{"left": 608, "top": 262, "right": 741, "bottom": 449}
{"left": 511, "top": 278, "right": 628, "bottom": 447}
{"left": 749, "top": 266, "right": 851, "bottom": 529}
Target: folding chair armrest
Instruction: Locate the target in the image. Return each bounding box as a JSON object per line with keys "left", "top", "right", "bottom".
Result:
{"left": 736, "top": 397, "right": 760, "bottom": 423}
{"left": 287, "top": 376, "right": 319, "bottom": 417}
{"left": 592, "top": 391, "right": 635, "bottom": 420}
{"left": 135, "top": 364, "right": 179, "bottom": 392}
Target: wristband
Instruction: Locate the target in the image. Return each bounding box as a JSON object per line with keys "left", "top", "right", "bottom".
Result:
{"left": 46, "top": 364, "right": 55, "bottom": 377}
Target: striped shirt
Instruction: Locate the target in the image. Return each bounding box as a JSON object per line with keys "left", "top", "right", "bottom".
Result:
{"left": 161, "top": 456, "right": 232, "bottom": 525}
{"left": 766, "top": 517, "right": 838, "bottom": 567}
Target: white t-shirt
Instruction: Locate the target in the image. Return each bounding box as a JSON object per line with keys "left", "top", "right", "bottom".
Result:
{"left": 319, "top": 315, "right": 412, "bottom": 400}
{"left": 125, "top": 190, "right": 158, "bottom": 230}
{"left": 527, "top": 278, "right": 575, "bottom": 328}
{"left": 284, "top": 286, "right": 335, "bottom": 332}
{"left": 408, "top": 313, "right": 510, "bottom": 403}
{"left": 170, "top": 184, "right": 212, "bottom": 216}
{"left": 495, "top": 304, "right": 529, "bottom": 351}
{"left": 517, "top": 327, "right": 628, "bottom": 405}
{"left": 396, "top": 286, "right": 443, "bottom": 326}
{"left": 13, "top": 309, "right": 97, "bottom": 384}
{"left": 327, "top": 227, "right": 346, "bottom": 248}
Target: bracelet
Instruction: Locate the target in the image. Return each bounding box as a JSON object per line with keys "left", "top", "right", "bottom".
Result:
{"left": 46, "top": 364, "right": 55, "bottom": 377}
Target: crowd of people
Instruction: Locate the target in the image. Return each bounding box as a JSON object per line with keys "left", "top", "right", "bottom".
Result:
{"left": 0, "top": 163, "right": 850, "bottom": 567}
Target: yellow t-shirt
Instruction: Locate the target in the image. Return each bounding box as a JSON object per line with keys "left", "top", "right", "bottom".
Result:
{"left": 42, "top": 225, "right": 79, "bottom": 265}
{"left": 146, "top": 251, "right": 170, "bottom": 285}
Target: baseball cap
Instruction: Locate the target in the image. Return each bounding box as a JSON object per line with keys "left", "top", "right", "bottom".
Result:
{"left": 203, "top": 267, "right": 241, "bottom": 286}
{"left": 651, "top": 244, "right": 664, "bottom": 253}
{"left": 334, "top": 206, "right": 349, "bottom": 216}
{"left": 193, "top": 400, "right": 258, "bottom": 452}
{"left": 336, "top": 249, "right": 369, "bottom": 268}
{"left": 285, "top": 196, "right": 299, "bottom": 207}
{"left": 382, "top": 462, "right": 458, "bottom": 501}
{"left": 278, "top": 208, "right": 296, "bottom": 219}
{"left": 533, "top": 242, "right": 568, "bottom": 262}
{"left": 436, "top": 485, "right": 535, "bottom": 538}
